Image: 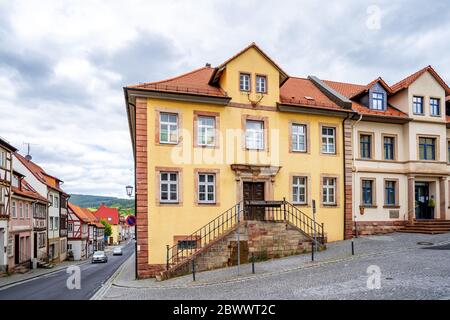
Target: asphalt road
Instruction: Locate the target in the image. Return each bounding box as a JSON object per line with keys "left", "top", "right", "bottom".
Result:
{"left": 0, "top": 240, "right": 135, "bottom": 300}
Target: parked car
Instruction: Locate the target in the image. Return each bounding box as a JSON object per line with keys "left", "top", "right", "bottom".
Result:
{"left": 113, "top": 247, "right": 123, "bottom": 256}
{"left": 92, "top": 251, "right": 108, "bottom": 263}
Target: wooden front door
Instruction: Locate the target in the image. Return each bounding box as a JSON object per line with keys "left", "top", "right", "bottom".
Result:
{"left": 243, "top": 182, "right": 265, "bottom": 220}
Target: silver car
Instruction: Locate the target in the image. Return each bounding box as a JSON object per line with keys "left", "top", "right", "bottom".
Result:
{"left": 92, "top": 251, "right": 108, "bottom": 263}
{"left": 113, "top": 247, "right": 123, "bottom": 256}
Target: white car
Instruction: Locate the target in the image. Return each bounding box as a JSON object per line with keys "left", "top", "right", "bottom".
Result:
{"left": 112, "top": 247, "right": 123, "bottom": 256}
{"left": 92, "top": 251, "right": 108, "bottom": 263}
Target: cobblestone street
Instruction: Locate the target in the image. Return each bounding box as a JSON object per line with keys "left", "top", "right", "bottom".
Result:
{"left": 100, "top": 233, "right": 450, "bottom": 300}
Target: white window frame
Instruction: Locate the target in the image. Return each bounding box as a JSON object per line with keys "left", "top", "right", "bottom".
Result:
{"left": 0, "top": 148, "right": 6, "bottom": 168}
{"left": 159, "top": 113, "right": 178, "bottom": 144}
{"left": 239, "top": 73, "right": 250, "bottom": 92}
{"left": 246, "top": 120, "right": 264, "bottom": 150}
{"left": 49, "top": 217, "right": 54, "bottom": 230}
{"left": 292, "top": 124, "right": 307, "bottom": 152}
{"left": 19, "top": 202, "right": 23, "bottom": 218}
{"left": 198, "top": 173, "right": 216, "bottom": 204}
{"left": 256, "top": 75, "right": 267, "bottom": 93}
{"left": 322, "top": 177, "right": 336, "bottom": 205}
{"left": 371, "top": 92, "right": 384, "bottom": 110}
{"left": 197, "top": 116, "right": 216, "bottom": 147}
{"left": 321, "top": 127, "right": 336, "bottom": 154}
{"left": 54, "top": 217, "right": 59, "bottom": 230}
{"left": 49, "top": 195, "right": 53, "bottom": 207}
{"left": 25, "top": 203, "right": 29, "bottom": 218}
{"left": 12, "top": 200, "right": 17, "bottom": 218}
{"left": 160, "top": 172, "right": 179, "bottom": 203}
{"left": 292, "top": 176, "right": 307, "bottom": 204}
{"left": 54, "top": 196, "right": 59, "bottom": 208}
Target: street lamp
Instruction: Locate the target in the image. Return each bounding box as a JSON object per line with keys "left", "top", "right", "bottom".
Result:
{"left": 125, "top": 185, "right": 133, "bottom": 197}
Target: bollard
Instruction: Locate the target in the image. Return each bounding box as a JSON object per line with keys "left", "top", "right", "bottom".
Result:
{"left": 192, "top": 259, "right": 196, "bottom": 281}
{"left": 251, "top": 253, "right": 255, "bottom": 274}
{"left": 311, "top": 241, "right": 314, "bottom": 261}
{"left": 351, "top": 239, "right": 355, "bottom": 256}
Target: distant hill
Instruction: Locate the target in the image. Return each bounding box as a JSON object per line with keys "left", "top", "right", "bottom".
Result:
{"left": 69, "top": 194, "right": 134, "bottom": 216}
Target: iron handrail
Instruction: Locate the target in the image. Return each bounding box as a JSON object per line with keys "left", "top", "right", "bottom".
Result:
{"left": 166, "top": 201, "right": 243, "bottom": 270}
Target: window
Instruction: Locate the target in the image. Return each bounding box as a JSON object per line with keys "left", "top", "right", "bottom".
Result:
{"left": 246, "top": 120, "right": 264, "bottom": 150}
{"left": 54, "top": 217, "right": 59, "bottom": 230}
{"left": 12, "top": 175, "right": 19, "bottom": 188}
{"left": 371, "top": 92, "right": 384, "bottom": 110}
{"left": 419, "top": 137, "right": 436, "bottom": 160}
{"left": 0, "top": 148, "right": 6, "bottom": 168}
{"left": 54, "top": 196, "right": 59, "bottom": 208}
{"left": 360, "top": 134, "right": 372, "bottom": 159}
{"left": 239, "top": 73, "right": 250, "bottom": 91}
{"left": 177, "top": 240, "right": 197, "bottom": 250}
{"left": 19, "top": 202, "right": 23, "bottom": 218}
{"left": 198, "top": 173, "right": 215, "bottom": 203}
{"left": 430, "top": 98, "right": 440, "bottom": 116}
{"left": 25, "top": 203, "right": 29, "bottom": 218}
{"left": 159, "top": 113, "right": 178, "bottom": 144}
{"left": 256, "top": 75, "right": 267, "bottom": 93}
{"left": 385, "top": 181, "right": 396, "bottom": 206}
{"left": 50, "top": 217, "right": 54, "bottom": 230}
{"left": 68, "top": 223, "right": 73, "bottom": 232}
{"left": 384, "top": 136, "right": 395, "bottom": 160}
{"left": 448, "top": 141, "right": 450, "bottom": 163}
{"left": 49, "top": 195, "right": 53, "bottom": 207}
{"left": 292, "top": 124, "right": 307, "bottom": 152}
{"left": 321, "top": 127, "right": 336, "bottom": 154}
{"left": 12, "top": 201, "right": 16, "bottom": 218}
{"left": 362, "top": 180, "right": 373, "bottom": 205}
{"left": 292, "top": 176, "right": 307, "bottom": 204}
{"left": 197, "top": 116, "right": 215, "bottom": 147}
{"left": 413, "top": 96, "right": 424, "bottom": 114}
{"left": 38, "top": 232, "right": 45, "bottom": 248}
{"left": 68, "top": 244, "right": 72, "bottom": 251}
{"left": 160, "top": 172, "right": 178, "bottom": 203}
{"left": 322, "top": 177, "right": 336, "bottom": 205}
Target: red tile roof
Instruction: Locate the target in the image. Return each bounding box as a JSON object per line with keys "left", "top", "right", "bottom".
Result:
{"left": 324, "top": 80, "right": 409, "bottom": 118}
{"left": 127, "top": 67, "right": 227, "bottom": 98}
{"left": 68, "top": 202, "right": 91, "bottom": 223}
{"left": 94, "top": 205, "right": 119, "bottom": 225}
{"left": 280, "top": 77, "right": 345, "bottom": 111}
{"left": 391, "top": 65, "right": 450, "bottom": 95}
{"left": 15, "top": 152, "right": 65, "bottom": 193}
{"left": 12, "top": 178, "right": 48, "bottom": 203}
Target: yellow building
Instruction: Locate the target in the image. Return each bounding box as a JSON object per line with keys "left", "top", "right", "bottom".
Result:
{"left": 125, "top": 43, "right": 353, "bottom": 278}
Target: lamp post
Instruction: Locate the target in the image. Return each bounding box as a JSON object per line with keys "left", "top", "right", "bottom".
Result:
{"left": 126, "top": 185, "right": 133, "bottom": 198}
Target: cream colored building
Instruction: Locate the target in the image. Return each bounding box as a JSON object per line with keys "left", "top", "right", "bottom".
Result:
{"left": 315, "top": 66, "right": 450, "bottom": 234}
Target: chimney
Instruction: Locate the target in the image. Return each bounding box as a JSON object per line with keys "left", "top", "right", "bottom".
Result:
{"left": 205, "top": 63, "right": 211, "bottom": 68}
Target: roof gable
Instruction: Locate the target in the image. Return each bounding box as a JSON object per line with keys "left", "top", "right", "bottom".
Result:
{"left": 94, "top": 204, "right": 119, "bottom": 225}
{"left": 391, "top": 66, "right": 450, "bottom": 95}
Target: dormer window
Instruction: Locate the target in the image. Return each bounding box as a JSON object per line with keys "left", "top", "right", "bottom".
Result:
{"left": 371, "top": 92, "right": 384, "bottom": 110}
{"left": 239, "top": 73, "right": 250, "bottom": 92}
{"left": 256, "top": 75, "right": 267, "bottom": 93}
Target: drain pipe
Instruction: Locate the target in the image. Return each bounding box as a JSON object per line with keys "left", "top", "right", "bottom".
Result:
{"left": 351, "top": 114, "right": 363, "bottom": 237}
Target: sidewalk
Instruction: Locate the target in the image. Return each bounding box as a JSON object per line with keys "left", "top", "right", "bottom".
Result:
{"left": 0, "top": 244, "right": 120, "bottom": 289}
{"left": 109, "top": 232, "right": 450, "bottom": 290}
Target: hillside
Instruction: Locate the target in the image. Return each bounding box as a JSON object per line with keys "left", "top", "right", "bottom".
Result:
{"left": 69, "top": 194, "right": 134, "bottom": 216}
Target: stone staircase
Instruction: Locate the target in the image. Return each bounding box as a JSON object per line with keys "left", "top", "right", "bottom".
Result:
{"left": 397, "top": 220, "right": 450, "bottom": 234}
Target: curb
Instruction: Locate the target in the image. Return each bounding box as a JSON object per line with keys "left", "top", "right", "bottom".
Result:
{"left": 0, "top": 260, "right": 90, "bottom": 291}
{"left": 109, "top": 237, "right": 450, "bottom": 290}
{"left": 90, "top": 254, "right": 133, "bottom": 300}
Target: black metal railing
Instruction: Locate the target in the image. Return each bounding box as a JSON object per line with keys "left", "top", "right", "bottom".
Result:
{"left": 165, "top": 199, "right": 325, "bottom": 271}
{"left": 166, "top": 201, "right": 244, "bottom": 270}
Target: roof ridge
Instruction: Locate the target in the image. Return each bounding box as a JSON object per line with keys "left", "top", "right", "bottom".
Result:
{"left": 129, "top": 66, "right": 210, "bottom": 87}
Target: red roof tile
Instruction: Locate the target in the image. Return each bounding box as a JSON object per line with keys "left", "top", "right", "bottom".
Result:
{"left": 127, "top": 67, "right": 227, "bottom": 97}
{"left": 94, "top": 205, "right": 119, "bottom": 225}
{"left": 391, "top": 65, "right": 450, "bottom": 95}
{"left": 324, "top": 80, "right": 408, "bottom": 118}
{"left": 12, "top": 178, "right": 48, "bottom": 203}
{"left": 15, "top": 152, "right": 65, "bottom": 193}
{"left": 280, "top": 77, "right": 345, "bottom": 111}
{"left": 68, "top": 202, "right": 91, "bottom": 223}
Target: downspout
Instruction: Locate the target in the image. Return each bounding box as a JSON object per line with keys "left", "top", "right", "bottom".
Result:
{"left": 351, "top": 114, "right": 363, "bottom": 236}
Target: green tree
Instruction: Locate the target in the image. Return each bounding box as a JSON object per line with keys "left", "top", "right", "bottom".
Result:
{"left": 101, "top": 220, "right": 112, "bottom": 237}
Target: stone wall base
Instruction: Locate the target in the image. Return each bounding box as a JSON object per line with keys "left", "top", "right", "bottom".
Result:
{"left": 157, "top": 220, "right": 315, "bottom": 280}
{"left": 356, "top": 221, "right": 407, "bottom": 236}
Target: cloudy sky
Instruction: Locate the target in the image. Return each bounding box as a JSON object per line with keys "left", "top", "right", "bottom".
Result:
{"left": 1, "top": 0, "right": 449, "bottom": 198}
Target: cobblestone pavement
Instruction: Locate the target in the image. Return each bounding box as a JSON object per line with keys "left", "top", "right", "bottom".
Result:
{"left": 102, "top": 233, "right": 450, "bottom": 300}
